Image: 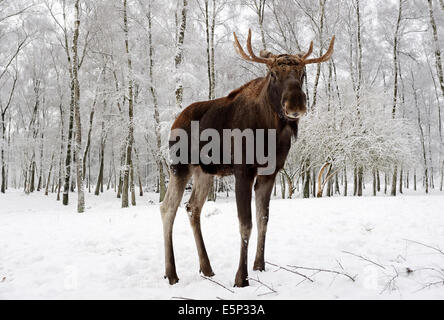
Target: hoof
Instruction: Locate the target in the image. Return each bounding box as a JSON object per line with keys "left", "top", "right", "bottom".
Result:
{"left": 234, "top": 273, "right": 249, "bottom": 288}
{"left": 253, "top": 261, "right": 266, "bottom": 272}
{"left": 164, "top": 274, "right": 180, "bottom": 285}
{"left": 200, "top": 269, "right": 215, "bottom": 278}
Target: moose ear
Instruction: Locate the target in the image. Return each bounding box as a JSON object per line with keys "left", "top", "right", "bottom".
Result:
{"left": 260, "top": 50, "right": 274, "bottom": 58}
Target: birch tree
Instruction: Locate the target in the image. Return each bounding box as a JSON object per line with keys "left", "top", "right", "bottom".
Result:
{"left": 140, "top": 0, "right": 167, "bottom": 202}
{"left": 72, "top": 0, "right": 85, "bottom": 213}
{"left": 243, "top": 0, "right": 267, "bottom": 50}
{"left": 0, "top": 68, "right": 17, "bottom": 193}
{"left": 391, "top": 0, "right": 404, "bottom": 197}
{"left": 175, "top": 0, "right": 188, "bottom": 109}
{"left": 121, "top": 0, "right": 135, "bottom": 208}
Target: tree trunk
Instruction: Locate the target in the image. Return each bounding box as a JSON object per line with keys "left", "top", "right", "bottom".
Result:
{"left": 440, "top": 162, "right": 444, "bottom": 191}
{"left": 310, "top": 0, "right": 326, "bottom": 110}
{"left": 204, "top": 0, "right": 212, "bottom": 100}
{"left": 357, "top": 167, "right": 363, "bottom": 197}
{"left": 281, "top": 172, "right": 287, "bottom": 199}
{"left": 391, "top": 167, "right": 398, "bottom": 197}
{"left": 311, "top": 169, "right": 317, "bottom": 198}
{"left": 175, "top": 0, "right": 188, "bottom": 109}
{"left": 82, "top": 94, "right": 97, "bottom": 179}
{"left": 427, "top": 0, "right": 444, "bottom": 114}
{"left": 353, "top": 167, "right": 358, "bottom": 196}
{"left": 316, "top": 162, "right": 330, "bottom": 198}
{"left": 207, "top": 179, "right": 216, "bottom": 202}
{"left": 132, "top": 147, "right": 143, "bottom": 198}
{"left": 391, "top": 0, "right": 403, "bottom": 197}
{"left": 376, "top": 169, "right": 381, "bottom": 192}
{"left": 57, "top": 104, "right": 65, "bottom": 201}
{"left": 412, "top": 71, "right": 429, "bottom": 194}
{"left": 355, "top": 0, "right": 363, "bottom": 109}
{"left": 334, "top": 173, "right": 340, "bottom": 195}
{"left": 0, "top": 45, "right": 18, "bottom": 193}
{"left": 95, "top": 143, "right": 105, "bottom": 196}
{"left": 372, "top": 169, "right": 377, "bottom": 196}
{"left": 30, "top": 161, "right": 36, "bottom": 193}
{"left": 122, "top": 0, "right": 135, "bottom": 208}
{"left": 72, "top": 0, "right": 85, "bottom": 213}
{"left": 414, "top": 169, "right": 417, "bottom": 191}
{"left": 37, "top": 118, "right": 44, "bottom": 192}
{"left": 399, "top": 168, "right": 403, "bottom": 194}
{"left": 210, "top": 0, "right": 216, "bottom": 98}
{"left": 145, "top": 1, "right": 167, "bottom": 202}
{"left": 130, "top": 160, "right": 136, "bottom": 206}
{"left": 45, "top": 153, "right": 55, "bottom": 196}
{"left": 62, "top": 5, "right": 76, "bottom": 206}
{"left": 303, "top": 161, "right": 310, "bottom": 199}
{"left": 1, "top": 114, "right": 6, "bottom": 194}
{"left": 62, "top": 96, "right": 74, "bottom": 203}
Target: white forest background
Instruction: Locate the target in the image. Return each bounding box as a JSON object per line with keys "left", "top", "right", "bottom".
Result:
{"left": 2, "top": 0, "right": 444, "bottom": 300}
{"left": 0, "top": 0, "right": 444, "bottom": 210}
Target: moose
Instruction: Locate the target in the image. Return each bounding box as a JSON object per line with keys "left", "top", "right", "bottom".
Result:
{"left": 161, "top": 30, "right": 335, "bottom": 288}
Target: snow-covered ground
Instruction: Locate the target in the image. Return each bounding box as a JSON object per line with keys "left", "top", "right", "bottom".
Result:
{"left": 1, "top": 189, "right": 444, "bottom": 300}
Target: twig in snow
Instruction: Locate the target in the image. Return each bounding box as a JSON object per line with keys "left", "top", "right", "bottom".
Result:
{"left": 296, "top": 271, "right": 321, "bottom": 287}
{"left": 266, "top": 261, "right": 314, "bottom": 282}
{"left": 336, "top": 259, "right": 345, "bottom": 271}
{"left": 380, "top": 266, "right": 400, "bottom": 295}
{"left": 287, "top": 265, "right": 356, "bottom": 282}
{"left": 403, "top": 239, "right": 444, "bottom": 256}
{"left": 415, "top": 280, "right": 444, "bottom": 293}
{"left": 342, "top": 251, "right": 386, "bottom": 270}
{"left": 201, "top": 276, "right": 235, "bottom": 293}
{"left": 172, "top": 296, "right": 196, "bottom": 301}
{"left": 248, "top": 276, "right": 278, "bottom": 296}
{"left": 412, "top": 267, "right": 444, "bottom": 277}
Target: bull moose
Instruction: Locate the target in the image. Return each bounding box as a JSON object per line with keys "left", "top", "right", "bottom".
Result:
{"left": 161, "top": 30, "right": 335, "bottom": 287}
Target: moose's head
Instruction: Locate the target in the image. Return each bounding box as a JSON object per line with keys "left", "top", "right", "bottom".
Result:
{"left": 233, "top": 30, "right": 335, "bottom": 121}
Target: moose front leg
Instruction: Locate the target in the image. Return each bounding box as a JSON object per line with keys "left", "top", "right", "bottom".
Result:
{"left": 234, "top": 168, "right": 256, "bottom": 288}
{"left": 253, "top": 174, "right": 277, "bottom": 272}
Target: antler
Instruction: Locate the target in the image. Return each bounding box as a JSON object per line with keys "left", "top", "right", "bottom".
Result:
{"left": 302, "top": 36, "right": 335, "bottom": 65}
{"left": 233, "top": 29, "right": 273, "bottom": 66}
{"left": 300, "top": 41, "right": 314, "bottom": 61}
{"left": 234, "top": 29, "right": 335, "bottom": 66}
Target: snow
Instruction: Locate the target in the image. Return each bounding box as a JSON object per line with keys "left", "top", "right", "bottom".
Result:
{"left": 1, "top": 190, "right": 444, "bottom": 300}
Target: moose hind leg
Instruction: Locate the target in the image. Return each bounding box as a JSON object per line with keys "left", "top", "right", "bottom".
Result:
{"left": 234, "top": 169, "right": 255, "bottom": 288}
{"left": 253, "top": 174, "right": 276, "bottom": 272}
{"left": 160, "top": 168, "right": 190, "bottom": 285}
{"left": 186, "top": 168, "right": 215, "bottom": 277}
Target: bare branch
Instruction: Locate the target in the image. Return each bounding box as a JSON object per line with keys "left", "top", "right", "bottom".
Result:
{"left": 1, "top": 67, "right": 18, "bottom": 116}
{"left": 342, "top": 251, "right": 386, "bottom": 270}
{"left": 0, "top": 35, "right": 29, "bottom": 81}
{"left": 171, "top": 296, "right": 196, "bottom": 300}
{"left": 266, "top": 261, "right": 314, "bottom": 282}
{"left": 201, "top": 276, "right": 235, "bottom": 293}
{"left": 380, "top": 266, "right": 399, "bottom": 295}
{"left": 0, "top": 3, "right": 35, "bottom": 24}
{"left": 287, "top": 265, "right": 356, "bottom": 282}
{"left": 415, "top": 280, "right": 444, "bottom": 293}
{"left": 403, "top": 239, "right": 444, "bottom": 256}
{"left": 248, "top": 276, "right": 278, "bottom": 296}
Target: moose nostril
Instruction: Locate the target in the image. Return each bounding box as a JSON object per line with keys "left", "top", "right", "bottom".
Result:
{"left": 292, "top": 112, "right": 300, "bottom": 118}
